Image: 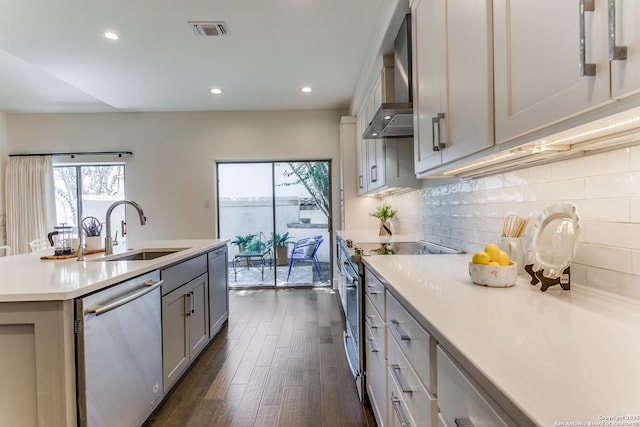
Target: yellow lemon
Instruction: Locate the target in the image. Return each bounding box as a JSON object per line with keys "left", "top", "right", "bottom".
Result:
{"left": 484, "top": 243, "right": 501, "bottom": 261}
{"left": 497, "top": 250, "right": 510, "bottom": 266}
{"left": 471, "top": 251, "right": 490, "bottom": 265}
{"left": 487, "top": 261, "right": 501, "bottom": 266}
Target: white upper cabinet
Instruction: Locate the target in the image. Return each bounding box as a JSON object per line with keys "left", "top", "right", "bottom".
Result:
{"left": 611, "top": 0, "right": 640, "bottom": 99}
{"left": 493, "top": 0, "right": 612, "bottom": 144}
{"left": 413, "top": 0, "right": 494, "bottom": 175}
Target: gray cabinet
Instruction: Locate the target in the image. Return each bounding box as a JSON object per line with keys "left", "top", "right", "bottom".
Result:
{"left": 161, "top": 254, "right": 209, "bottom": 392}
{"left": 208, "top": 247, "right": 229, "bottom": 337}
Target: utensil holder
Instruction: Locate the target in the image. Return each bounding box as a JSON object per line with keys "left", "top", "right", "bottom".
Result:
{"left": 499, "top": 237, "right": 525, "bottom": 274}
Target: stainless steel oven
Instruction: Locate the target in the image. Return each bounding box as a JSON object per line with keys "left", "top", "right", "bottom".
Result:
{"left": 336, "top": 236, "right": 462, "bottom": 402}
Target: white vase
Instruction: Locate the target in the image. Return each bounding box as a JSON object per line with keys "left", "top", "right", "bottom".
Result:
{"left": 85, "top": 236, "right": 103, "bottom": 252}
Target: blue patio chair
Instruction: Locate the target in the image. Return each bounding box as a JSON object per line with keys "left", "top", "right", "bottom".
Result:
{"left": 286, "top": 235, "right": 324, "bottom": 281}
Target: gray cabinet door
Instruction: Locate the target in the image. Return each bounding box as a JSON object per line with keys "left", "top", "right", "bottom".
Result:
{"left": 187, "top": 274, "right": 210, "bottom": 360}
{"left": 161, "top": 286, "right": 189, "bottom": 392}
{"left": 208, "top": 248, "right": 229, "bottom": 336}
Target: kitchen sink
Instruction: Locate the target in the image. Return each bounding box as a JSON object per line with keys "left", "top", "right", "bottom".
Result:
{"left": 92, "top": 248, "right": 189, "bottom": 262}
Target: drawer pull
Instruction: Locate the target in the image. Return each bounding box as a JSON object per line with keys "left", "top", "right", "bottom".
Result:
{"left": 391, "top": 394, "right": 411, "bottom": 427}
{"left": 365, "top": 314, "right": 379, "bottom": 329}
{"left": 390, "top": 319, "right": 411, "bottom": 341}
{"left": 391, "top": 364, "right": 413, "bottom": 393}
{"left": 366, "top": 285, "right": 381, "bottom": 295}
{"left": 365, "top": 335, "right": 379, "bottom": 353}
{"left": 455, "top": 418, "right": 475, "bottom": 427}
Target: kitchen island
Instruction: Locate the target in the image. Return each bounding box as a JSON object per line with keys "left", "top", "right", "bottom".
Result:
{"left": 364, "top": 254, "right": 640, "bottom": 426}
{"left": 0, "top": 239, "right": 229, "bottom": 427}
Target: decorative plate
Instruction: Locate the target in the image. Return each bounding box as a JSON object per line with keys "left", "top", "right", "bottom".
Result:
{"left": 529, "top": 203, "right": 581, "bottom": 279}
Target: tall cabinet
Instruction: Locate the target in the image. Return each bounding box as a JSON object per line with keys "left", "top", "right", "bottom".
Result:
{"left": 412, "top": 0, "right": 494, "bottom": 175}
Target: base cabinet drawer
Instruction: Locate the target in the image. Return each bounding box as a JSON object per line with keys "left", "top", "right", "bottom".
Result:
{"left": 387, "top": 334, "right": 437, "bottom": 427}
{"left": 387, "top": 290, "right": 437, "bottom": 394}
{"left": 437, "top": 346, "right": 510, "bottom": 427}
{"left": 388, "top": 366, "right": 418, "bottom": 427}
{"left": 365, "top": 294, "right": 385, "bottom": 346}
{"left": 365, "top": 323, "right": 387, "bottom": 427}
{"left": 365, "top": 270, "right": 386, "bottom": 315}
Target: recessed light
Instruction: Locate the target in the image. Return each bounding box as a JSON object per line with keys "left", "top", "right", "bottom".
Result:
{"left": 210, "top": 88, "right": 223, "bottom": 95}
{"left": 103, "top": 31, "right": 119, "bottom": 40}
{"left": 383, "top": 115, "right": 392, "bottom": 120}
{"left": 300, "top": 86, "right": 312, "bottom": 93}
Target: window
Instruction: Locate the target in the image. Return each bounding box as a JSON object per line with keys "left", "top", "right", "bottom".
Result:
{"left": 54, "top": 164, "right": 126, "bottom": 238}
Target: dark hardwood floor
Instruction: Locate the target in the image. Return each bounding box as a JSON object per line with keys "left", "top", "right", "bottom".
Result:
{"left": 144, "top": 288, "right": 375, "bottom": 427}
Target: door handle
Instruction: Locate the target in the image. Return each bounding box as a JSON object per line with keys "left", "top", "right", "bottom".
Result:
{"left": 579, "top": 0, "right": 596, "bottom": 76}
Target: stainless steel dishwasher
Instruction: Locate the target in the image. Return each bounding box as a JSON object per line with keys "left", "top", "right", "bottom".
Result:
{"left": 75, "top": 270, "right": 164, "bottom": 427}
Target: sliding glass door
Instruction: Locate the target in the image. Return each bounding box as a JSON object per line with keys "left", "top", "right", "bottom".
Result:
{"left": 217, "top": 161, "right": 331, "bottom": 288}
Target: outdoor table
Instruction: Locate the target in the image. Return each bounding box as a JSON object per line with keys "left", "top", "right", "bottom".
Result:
{"left": 232, "top": 248, "right": 272, "bottom": 281}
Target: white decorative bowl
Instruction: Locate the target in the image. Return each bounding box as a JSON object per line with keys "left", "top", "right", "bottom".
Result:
{"left": 468, "top": 262, "right": 518, "bottom": 288}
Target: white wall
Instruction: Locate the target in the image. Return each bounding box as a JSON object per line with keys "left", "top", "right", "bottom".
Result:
{"left": 5, "top": 109, "right": 345, "bottom": 246}
{"left": 384, "top": 144, "right": 640, "bottom": 301}
{"left": 0, "top": 112, "right": 6, "bottom": 245}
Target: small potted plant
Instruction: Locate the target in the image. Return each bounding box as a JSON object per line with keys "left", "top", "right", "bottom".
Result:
{"left": 231, "top": 233, "right": 257, "bottom": 253}
{"left": 370, "top": 203, "right": 397, "bottom": 236}
{"left": 81, "top": 216, "right": 103, "bottom": 251}
{"left": 269, "top": 232, "right": 293, "bottom": 265}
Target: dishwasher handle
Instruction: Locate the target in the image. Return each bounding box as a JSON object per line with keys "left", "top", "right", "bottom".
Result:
{"left": 88, "top": 280, "right": 164, "bottom": 316}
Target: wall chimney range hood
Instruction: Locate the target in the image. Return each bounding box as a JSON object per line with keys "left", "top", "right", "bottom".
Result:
{"left": 363, "top": 14, "right": 413, "bottom": 139}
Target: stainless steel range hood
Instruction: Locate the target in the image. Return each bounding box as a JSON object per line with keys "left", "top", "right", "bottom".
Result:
{"left": 363, "top": 14, "right": 413, "bottom": 139}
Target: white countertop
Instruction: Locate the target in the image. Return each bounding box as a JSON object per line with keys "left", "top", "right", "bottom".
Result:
{"left": 0, "top": 239, "right": 229, "bottom": 302}
{"left": 363, "top": 254, "right": 640, "bottom": 426}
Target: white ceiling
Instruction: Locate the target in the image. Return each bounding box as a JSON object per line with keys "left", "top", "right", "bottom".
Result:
{"left": 0, "top": 0, "right": 407, "bottom": 114}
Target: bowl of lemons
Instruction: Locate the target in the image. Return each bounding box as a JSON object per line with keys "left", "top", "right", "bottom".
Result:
{"left": 469, "top": 243, "right": 518, "bottom": 288}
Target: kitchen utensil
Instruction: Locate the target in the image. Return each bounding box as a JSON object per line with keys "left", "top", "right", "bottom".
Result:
{"left": 527, "top": 203, "right": 581, "bottom": 290}
{"left": 501, "top": 214, "right": 529, "bottom": 237}
{"left": 47, "top": 225, "right": 74, "bottom": 256}
{"left": 468, "top": 261, "right": 518, "bottom": 288}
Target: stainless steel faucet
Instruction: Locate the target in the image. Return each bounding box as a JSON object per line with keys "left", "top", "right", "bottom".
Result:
{"left": 105, "top": 200, "right": 147, "bottom": 255}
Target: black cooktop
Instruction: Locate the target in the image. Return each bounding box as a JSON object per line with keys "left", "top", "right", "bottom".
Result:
{"left": 356, "top": 241, "right": 461, "bottom": 255}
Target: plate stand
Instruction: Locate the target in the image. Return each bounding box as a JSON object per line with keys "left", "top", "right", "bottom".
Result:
{"left": 525, "top": 264, "right": 571, "bottom": 292}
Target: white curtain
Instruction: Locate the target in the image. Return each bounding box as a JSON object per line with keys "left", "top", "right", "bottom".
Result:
{"left": 6, "top": 156, "right": 56, "bottom": 254}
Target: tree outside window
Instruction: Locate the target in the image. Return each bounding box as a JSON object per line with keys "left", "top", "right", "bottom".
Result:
{"left": 54, "top": 164, "right": 126, "bottom": 238}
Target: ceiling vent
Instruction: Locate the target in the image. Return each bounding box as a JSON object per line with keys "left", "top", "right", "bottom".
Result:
{"left": 189, "top": 21, "right": 230, "bottom": 37}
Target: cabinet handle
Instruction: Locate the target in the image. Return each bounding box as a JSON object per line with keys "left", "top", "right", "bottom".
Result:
{"left": 370, "top": 165, "right": 378, "bottom": 183}
{"left": 579, "top": 0, "right": 596, "bottom": 76}
{"left": 366, "top": 285, "right": 381, "bottom": 295}
{"left": 365, "top": 314, "right": 379, "bottom": 329}
{"left": 391, "top": 364, "right": 413, "bottom": 393}
{"left": 431, "top": 113, "right": 446, "bottom": 151}
{"left": 431, "top": 117, "right": 440, "bottom": 152}
{"left": 390, "top": 394, "right": 411, "bottom": 427}
{"left": 390, "top": 319, "right": 411, "bottom": 341}
{"left": 365, "top": 336, "right": 379, "bottom": 353}
{"left": 608, "top": 0, "right": 627, "bottom": 60}
{"left": 185, "top": 291, "right": 195, "bottom": 316}
{"left": 455, "top": 418, "right": 475, "bottom": 427}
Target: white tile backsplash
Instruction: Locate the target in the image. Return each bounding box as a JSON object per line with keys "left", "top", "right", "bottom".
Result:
{"left": 384, "top": 145, "right": 640, "bottom": 301}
